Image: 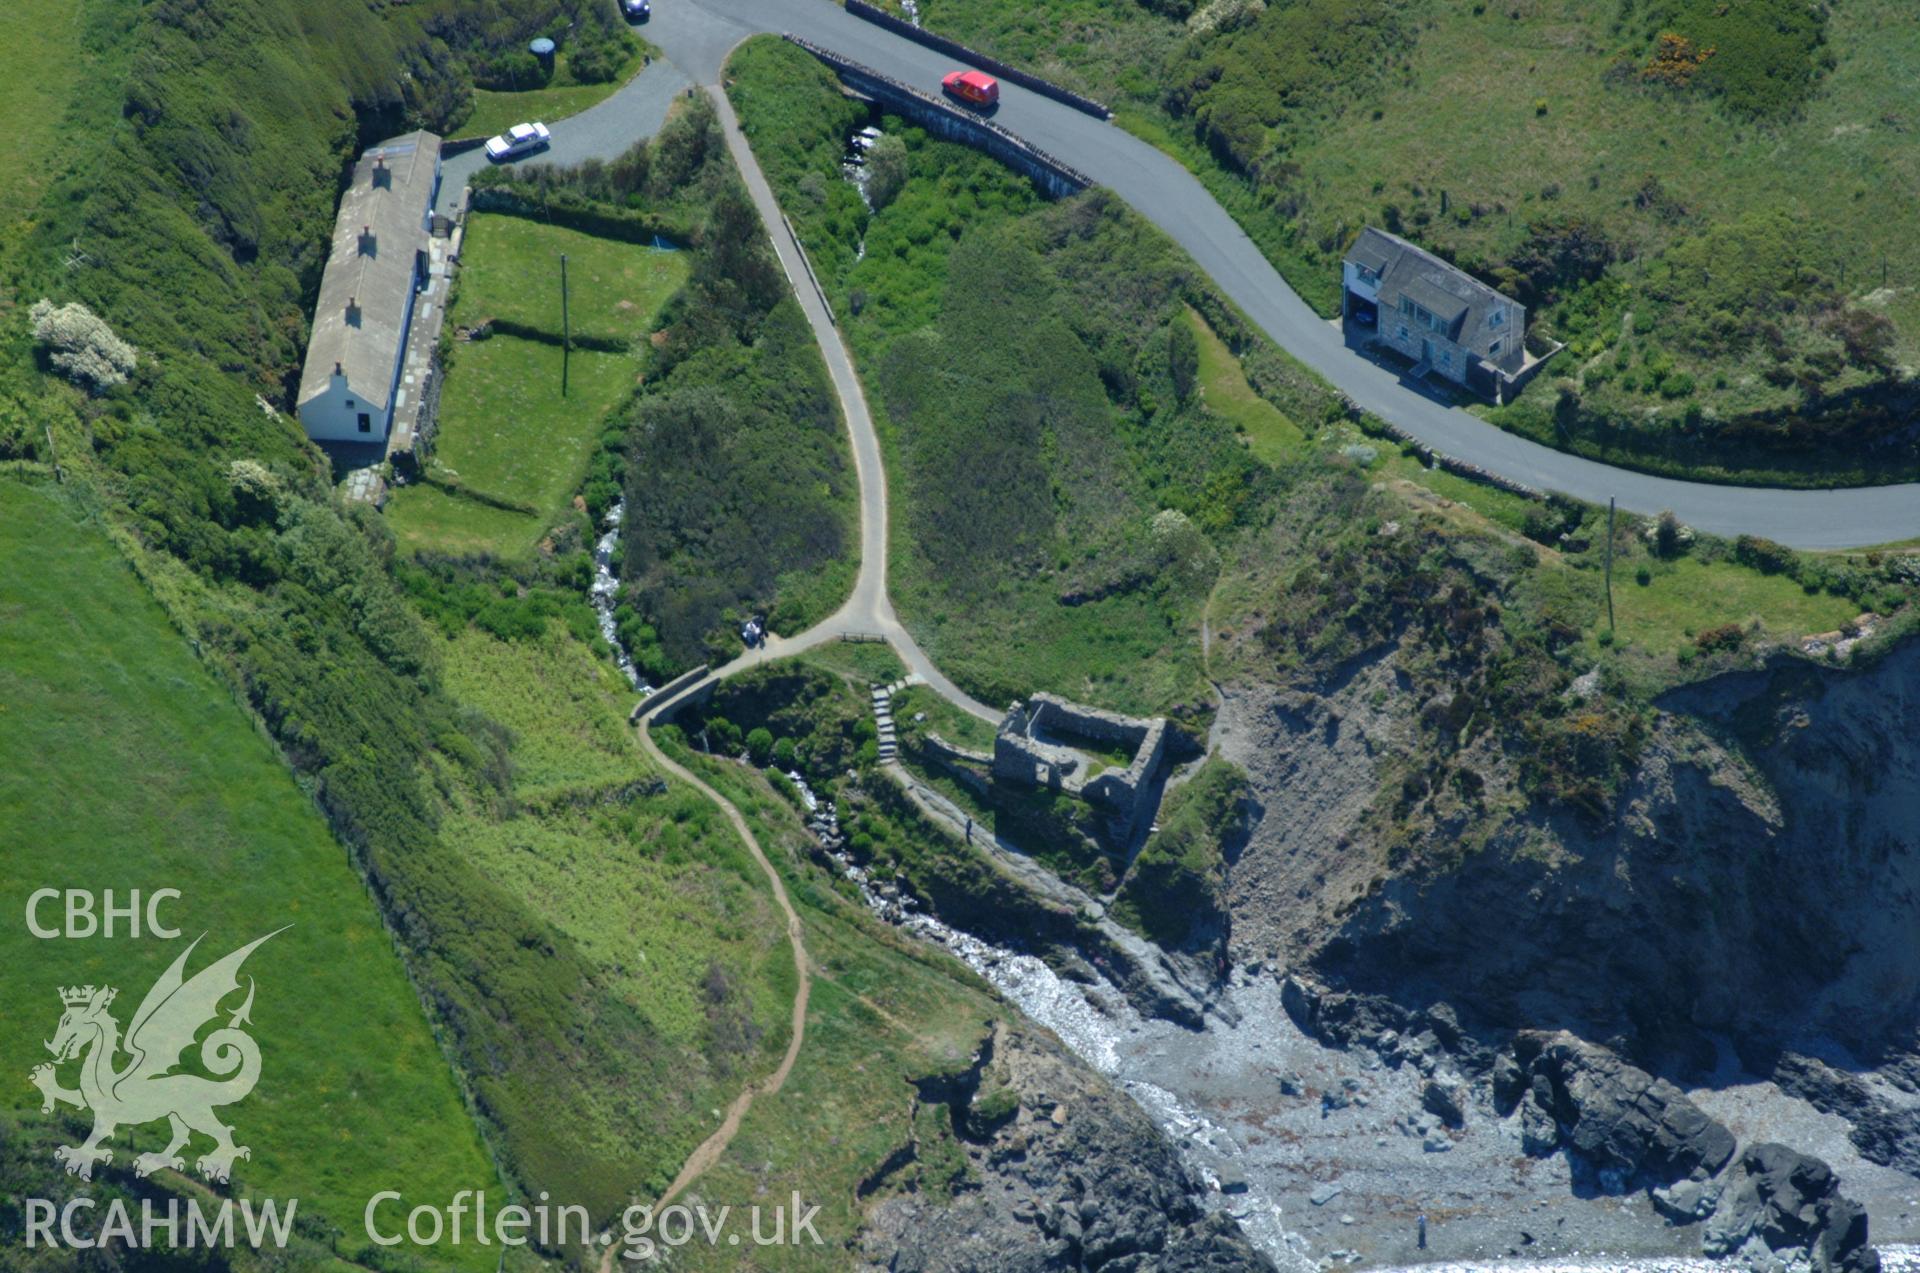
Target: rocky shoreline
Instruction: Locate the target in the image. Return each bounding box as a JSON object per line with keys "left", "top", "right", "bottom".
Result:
{"left": 778, "top": 642, "right": 1920, "bottom": 1272}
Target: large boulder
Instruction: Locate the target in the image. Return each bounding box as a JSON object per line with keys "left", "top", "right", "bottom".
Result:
{"left": 1513, "top": 1030, "right": 1735, "bottom": 1184}
{"left": 1704, "top": 1142, "right": 1879, "bottom": 1273}
{"left": 1421, "top": 1078, "right": 1466, "bottom": 1129}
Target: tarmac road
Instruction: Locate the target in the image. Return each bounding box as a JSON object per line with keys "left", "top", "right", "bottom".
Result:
{"left": 446, "top": 0, "right": 1920, "bottom": 549}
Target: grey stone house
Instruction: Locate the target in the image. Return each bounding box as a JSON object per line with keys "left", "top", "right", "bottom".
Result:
{"left": 1342, "top": 226, "right": 1529, "bottom": 402}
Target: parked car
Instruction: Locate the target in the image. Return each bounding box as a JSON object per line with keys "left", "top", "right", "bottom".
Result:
{"left": 621, "top": 0, "right": 650, "bottom": 20}
{"left": 940, "top": 70, "right": 999, "bottom": 110}
{"left": 485, "top": 121, "right": 551, "bottom": 162}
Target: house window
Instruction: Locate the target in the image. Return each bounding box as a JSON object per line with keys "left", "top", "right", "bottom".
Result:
{"left": 1488, "top": 338, "right": 1502, "bottom": 357}
{"left": 1489, "top": 309, "right": 1505, "bottom": 330}
{"left": 344, "top": 399, "right": 355, "bottom": 408}
{"left": 1440, "top": 349, "right": 1451, "bottom": 365}
{"left": 1397, "top": 324, "right": 1409, "bottom": 340}
{"left": 357, "top": 413, "right": 372, "bottom": 434}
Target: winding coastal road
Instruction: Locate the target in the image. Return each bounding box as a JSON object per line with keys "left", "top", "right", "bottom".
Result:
{"left": 429, "top": 3, "right": 1915, "bottom": 1229}
{"left": 459, "top": 0, "right": 1917, "bottom": 549}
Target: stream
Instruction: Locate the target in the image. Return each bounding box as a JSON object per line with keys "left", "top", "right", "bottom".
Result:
{"left": 591, "top": 500, "right": 650, "bottom": 693}
{"left": 784, "top": 771, "right": 1320, "bottom": 1271}
{"left": 778, "top": 777, "right": 1920, "bottom": 1273}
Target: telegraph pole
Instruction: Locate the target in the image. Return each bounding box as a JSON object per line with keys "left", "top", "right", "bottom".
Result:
{"left": 560, "top": 251, "right": 571, "bottom": 397}
{"left": 1604, "top": 497, "right": 1617, "bottom": 634}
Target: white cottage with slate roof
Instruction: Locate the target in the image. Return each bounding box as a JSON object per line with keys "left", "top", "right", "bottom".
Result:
{"left": 1342, "top": 226, "right": 1528, "bottom": 401}
{"left": 297, "top": 131, "right": 442, "bottom": 443}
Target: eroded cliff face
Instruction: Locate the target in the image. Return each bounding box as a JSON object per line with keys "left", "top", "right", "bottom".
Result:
{"left": 1222, "top": 638, "right": 1920, "bottom": 1071}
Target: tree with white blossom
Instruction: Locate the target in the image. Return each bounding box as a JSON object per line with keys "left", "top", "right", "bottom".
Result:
{"left": 30, "top": 299, "right": 136, "bottom": 393}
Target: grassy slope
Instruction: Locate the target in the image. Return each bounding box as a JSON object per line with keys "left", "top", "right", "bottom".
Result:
{"left": 0, "top": 480, "right": 496, "bottom": 1267}
{"left": 0, "top": 0, "right": 839, "bottom": 1248}
{"left": 1186, "top": 305, "right": 1305, "bottom": 466}
{"left": 728, "top": 38, "right": 1234, "bottom": 717}
{"left": 425, "top": 619, "right": 797, "bottom": 1202}
{"left": 733, "top": 35, "right": 1895, "bottom": 722}
{"left": 0, "top": 0, "right": 87, "bottom": 229}
{"left": 651, "top": 737, "right": 1007, "bottom": 1271}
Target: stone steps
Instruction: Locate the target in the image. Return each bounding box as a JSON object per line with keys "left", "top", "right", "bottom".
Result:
{"left": 871, "top": 682, "right": 899, "bottom": 764}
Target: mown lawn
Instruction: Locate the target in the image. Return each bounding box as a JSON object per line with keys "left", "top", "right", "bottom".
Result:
{"left": 387, "top": 336, "right": 637, "bottom": 555}
{"left": 463, "top": 44, "right": 651, "bottom": 140}
{"left": 0, "top": 479, "right": 496, "bottom": 1266}
{"left": 382, "top": 481, "right": 543, "bottom": 556}
{"left": 455, "top": 213, "right": 688, "bottom": 345}
{"left": 389, "top": 215, "right": 684, "bottom": 558}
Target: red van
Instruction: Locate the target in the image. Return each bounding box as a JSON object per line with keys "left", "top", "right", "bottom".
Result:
{"left": 941, "top": 70, "right": 999, "bottom": 110}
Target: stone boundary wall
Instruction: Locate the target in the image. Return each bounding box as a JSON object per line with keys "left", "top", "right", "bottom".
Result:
{"left": 841, "top": 0, "right": 1112, "bottom": 120}
{"left": 631, "top": 664, "right": 713, "bottom": 723}
{"left": 920, "top": 732, "right": 992, "bottom": 769}
{"left": 1029, "top": 694, "right": 1169, "bottom": 839}
{"left": 1026, "top": 692, "right": 1147, "bottom": 748}
{"left": 1367, "top": 417, "right": 1551, "bottom": 502}
{"left": 785, "top": 36, "right": 1095, "bottom": 200}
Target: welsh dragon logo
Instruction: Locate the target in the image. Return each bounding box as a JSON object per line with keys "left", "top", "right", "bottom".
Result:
{"left": 28, "top": 930, "right": 284, "bottom": 1184}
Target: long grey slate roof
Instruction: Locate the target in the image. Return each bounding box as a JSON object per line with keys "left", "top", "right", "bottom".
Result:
{"left": 297, "top": 131, "right": 441, "bottom": 412}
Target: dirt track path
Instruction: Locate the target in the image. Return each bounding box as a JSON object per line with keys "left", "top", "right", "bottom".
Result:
{"left": 625, "top": 724, "right": 810, "bottom": 1223}
{"left": 612, "top": 76, "right": 989, "bottom": 1235}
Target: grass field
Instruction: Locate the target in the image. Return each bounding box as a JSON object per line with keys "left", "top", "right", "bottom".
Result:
{"left": 0, "top": 0, "right": 88, "bottom": 228}
{"left": 454, "top": 213, "right": 688, "bottom": 345}
{"left": 389, "top": 336, "right": 637, "bottom": 554}
{"left": 463, "top": 44, "right": 651, "bottom": 140}
{"left": 1609, "top": 551, "right": 1858, "bottom": 658}
{"left": 382, "top": 481, "right": 546, "bottom": 556}
{"left": 0, "top": 479, "right": 497, "bottom": 1265}
{"left": 387, "top": 215, "right": 683, "bottom": 557}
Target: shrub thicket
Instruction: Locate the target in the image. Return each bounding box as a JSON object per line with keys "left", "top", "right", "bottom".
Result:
{"left": 1621, "top": 0, "right": 1832, "bottom": 118}
{"left": 1163, "top": 0, "right": 1407, "bottom": 175}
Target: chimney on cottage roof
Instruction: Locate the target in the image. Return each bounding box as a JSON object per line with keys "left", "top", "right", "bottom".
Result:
{"left": 359, "top": 223, "right": 376, "bottom": 256}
